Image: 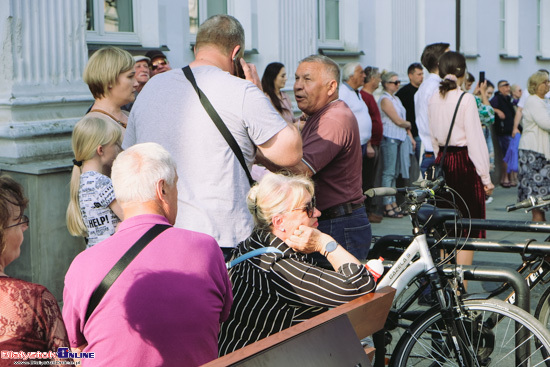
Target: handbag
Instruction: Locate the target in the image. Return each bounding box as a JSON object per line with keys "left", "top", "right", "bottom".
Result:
{"left": 84, "top": 224, "right": 171, "bottom": 325}
{"left": 425, "top": 92, "right": 466, "bottom": 181}
{"left": 182, "top": 66, "right": 255, "bottom": 186}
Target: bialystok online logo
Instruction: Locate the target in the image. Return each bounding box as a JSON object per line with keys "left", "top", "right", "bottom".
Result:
{"left": 1, "top": 347, "right": 95, "bottom": 361}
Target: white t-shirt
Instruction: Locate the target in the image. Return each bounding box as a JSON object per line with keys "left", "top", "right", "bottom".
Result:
{"left": 123, "top": 66, "right": 287, "bottom": 248}
{"left": 79, "top": 171, "right": 120, "bottom": 248}
{"left": 339, "top": 83, "right": 372, "bottom": 145}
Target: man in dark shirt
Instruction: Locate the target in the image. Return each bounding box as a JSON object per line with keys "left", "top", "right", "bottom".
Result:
{"left": 490, "top": 80, "right": 516, "bottom": 187}
{"left": 360, "top": 66, "right": 384, "bottom": 223}
{"left": 396, "top": 62, "right": 424, "bottom": 161}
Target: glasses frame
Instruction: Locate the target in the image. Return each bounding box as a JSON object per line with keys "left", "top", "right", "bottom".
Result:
{"left": 289, "top": 197, "right": 317, "bottom": 218}
{"left": 6, "top": 215, "right": 29, "bottom": 229}
{"left": 151, "top": 59, "right": 168, "bottom": 71}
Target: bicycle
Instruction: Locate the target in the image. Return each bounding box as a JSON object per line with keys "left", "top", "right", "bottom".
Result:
{"left": 366, "top": 178, "right": 550, "bottom": 366}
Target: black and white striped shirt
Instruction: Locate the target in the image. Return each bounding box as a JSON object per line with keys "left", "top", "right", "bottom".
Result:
{"left": 218, "top": 229, "right": 376, "bottom": 356}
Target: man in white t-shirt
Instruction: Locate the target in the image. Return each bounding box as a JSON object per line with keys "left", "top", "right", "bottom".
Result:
{"left": 123, "top": 15, "right": 302, "bottom": 258}
{"left": 414, "top": 42, "right": 450, "bottom": 176}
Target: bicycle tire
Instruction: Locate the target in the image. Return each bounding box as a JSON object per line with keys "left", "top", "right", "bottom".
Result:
{"left": 535, "top": 285, "right": 550, "bottom": 365}
{"left": 390, "top": 298, "right": 550, "bottom": 366}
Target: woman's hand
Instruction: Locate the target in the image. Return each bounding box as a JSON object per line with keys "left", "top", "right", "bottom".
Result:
{"left": 484, "top": 182, "right": 495, "bottom": 196}
{"left": 408, "top": 131, "right": 416, "bottom": 150}
{"left": 285, "top": 225, "right": 332, "bottom": 254}
{"left": 366, "top": 143, "right": 375, "bottom": 158}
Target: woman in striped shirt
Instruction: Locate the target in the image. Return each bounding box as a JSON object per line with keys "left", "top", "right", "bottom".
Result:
{"left": 218, "top": 172, "right": 376, "bottom": 356}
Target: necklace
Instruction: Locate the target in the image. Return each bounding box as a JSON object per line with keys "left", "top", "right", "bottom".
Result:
{"left": 90, "top": 109, "right": 127, "bottom": 129}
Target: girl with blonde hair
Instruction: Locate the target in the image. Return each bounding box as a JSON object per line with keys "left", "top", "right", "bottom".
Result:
{"left": 66, "top": 116, "right": 123, "bottom": 248}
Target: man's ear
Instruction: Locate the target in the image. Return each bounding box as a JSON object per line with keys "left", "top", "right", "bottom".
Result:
{"left": 231, "top": 45, "right": 242, "bottom": 60}
{"left": 155, "top": 179, "right": 167, "bottom": 203}
{"left": 327, "top": 79, "right": 338, "bottom": 97}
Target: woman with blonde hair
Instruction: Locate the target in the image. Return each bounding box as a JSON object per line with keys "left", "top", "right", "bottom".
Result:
{"left": 84, "top": 46, "right": 137, "bottom": 130}
{"left": 66, "top": 117, "right": 123, "bottom": 248}
{"left": 517, "top": 70, "right": 550, "bottom": 222}
{"left": 218, "top": 172, "right": 376, "bottom": 355}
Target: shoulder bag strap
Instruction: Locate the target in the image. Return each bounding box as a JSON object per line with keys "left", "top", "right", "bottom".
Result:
{"left": 84, "top": 224, "right": 171, "bottom": 324}
{"left": 182, "top": 66, "right": 255, "bottom": 186}
{"left": 438, "top": 91, "right": 466, "bottom": 167}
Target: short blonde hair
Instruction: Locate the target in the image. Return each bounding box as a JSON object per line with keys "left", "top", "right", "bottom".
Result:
{"left": 247, "top": 172, "right": 314, "bottom": 231}
{"left": 83, "top": 46, "right": 134, "bottom": 99}
{"left": 527, "top": 71, "right": 549, "bottom": 95}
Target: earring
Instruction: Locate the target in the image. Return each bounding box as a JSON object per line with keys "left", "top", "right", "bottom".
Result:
{"left": 280, "top": 228, "right": 286, "bottom": 232}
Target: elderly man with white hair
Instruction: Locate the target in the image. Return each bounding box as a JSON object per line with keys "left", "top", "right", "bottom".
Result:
{"left": 339, "top": 62, "right": 372, "bottom": 157}
{"left": 63, "top": 142, "right": 233, "bottom": 367}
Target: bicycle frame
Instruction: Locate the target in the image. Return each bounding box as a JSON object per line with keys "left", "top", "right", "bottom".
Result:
{"left": 377, "top": 233, "right": 437, "bottom": 298}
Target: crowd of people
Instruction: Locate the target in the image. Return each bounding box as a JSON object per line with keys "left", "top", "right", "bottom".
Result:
{"left": 1, "top": 13, "right": 550, "bottom": 367}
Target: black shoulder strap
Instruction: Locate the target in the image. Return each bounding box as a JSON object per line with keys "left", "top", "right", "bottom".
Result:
{"left": 439, "top": 91, "right": 466, "bottom": 166}
{"left": 84, "top": 224, "right": 171, "bottom": 324}
{"left": 182, "top": 66, "right": 255, "bottom": 186}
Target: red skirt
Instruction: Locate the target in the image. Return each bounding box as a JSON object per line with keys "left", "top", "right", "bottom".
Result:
{"left": 435, "top": 146, "right": 486, "bottom": 238}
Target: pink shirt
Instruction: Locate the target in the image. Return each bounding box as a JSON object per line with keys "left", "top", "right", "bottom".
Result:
{"left": 428, "top": 89, "right": 491, "bottom": 185}
{"left": 62, "top": 214, "right": 233, "bottom": 367}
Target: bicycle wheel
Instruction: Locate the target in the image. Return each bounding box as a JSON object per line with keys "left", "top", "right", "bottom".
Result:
{"left": 390, "top": 298, "right": 550, "bottom": 366}
{"left": 535, "top": 284, "right": 550, "bottom": 329}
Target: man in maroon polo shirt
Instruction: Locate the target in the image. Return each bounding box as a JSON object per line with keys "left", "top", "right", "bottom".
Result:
{"left": 289, "top": 54, "right": 370, "bottom": 268}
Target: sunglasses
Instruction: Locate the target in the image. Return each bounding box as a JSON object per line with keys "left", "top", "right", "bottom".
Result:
{"left": 290, "top": 197, "right": 317, "bottom": 218}
{"left": 387, "top": 80, "right": 401, "bottom": 85}
{"left": 6, "top": 215, "right": 29, "bottom": 229}
{"left": 151, "top": 59, "right": 168, "bottom": 71}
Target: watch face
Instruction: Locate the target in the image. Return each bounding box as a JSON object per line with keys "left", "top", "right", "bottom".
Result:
{"left": 326, "top": 241, "right": 338, "bottom": 253}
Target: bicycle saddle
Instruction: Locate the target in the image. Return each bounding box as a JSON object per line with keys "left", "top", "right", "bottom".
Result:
{"left": 417, "top": 204, "right": 459, "bottom": 230}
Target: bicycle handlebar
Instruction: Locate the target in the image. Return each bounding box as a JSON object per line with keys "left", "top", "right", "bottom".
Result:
{"left": 365, "top": 177, "right": 445, "bottom": 204}
{"left": 506, "top": 194, "right": 550, "bottom": 212}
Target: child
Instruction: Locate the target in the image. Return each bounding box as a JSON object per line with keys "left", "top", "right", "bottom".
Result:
{"left": 66, "top": 117, "right": 123, "bottom": 248}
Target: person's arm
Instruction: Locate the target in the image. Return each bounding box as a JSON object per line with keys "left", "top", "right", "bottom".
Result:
{"left": 512, "top": 106, "right": 523, "bottom": 137}
{"left": 264, "top": 226, "right": 376, "bottom": 308}
{"left": 493, "top": 107, "right": 505, "bottom": 120}
{"left": 256, "top": 123, "right": 302, "bottom": 168}
{"left": 528, "top": 97, "right": 550, "bottom": 131}
{"left": 380, "top": 98, "right": 411, "bottom": 128}
{"left": 240, "top": 58, "right": 262, "bottom": 91}
{"left": 109, "top": 199, "right": 124, "bottom": 222}
{"left": 40, "top": 289, "right": 75, "bottom": 366}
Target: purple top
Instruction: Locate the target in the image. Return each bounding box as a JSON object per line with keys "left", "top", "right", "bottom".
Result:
{"left": 62, "top": 214, "right": 233, "bottom": 366}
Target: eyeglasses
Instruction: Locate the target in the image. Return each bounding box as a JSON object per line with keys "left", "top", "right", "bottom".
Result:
{"left": 387, "top": 80, "right": 401, "bottom": 85}
{"left": 289, "top": 197, "right": 317, "bottom": 218}
{"left": 6, "top": 215, "right": 29, "bottom": 229}
{"left": 151, "top": 59, "right": 168, "bottom": 70}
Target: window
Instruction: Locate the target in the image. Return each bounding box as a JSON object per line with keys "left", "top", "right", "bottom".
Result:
{"left": 189, "top": 0, "right": 228, "bottom": 37}
{"left": 87, "top": 0, "right": 139, "bottom": 44}
{"left": 499, "top": 0, "right": 519, "bottom": 58}
{"left": 317, "top": 0, "right": 343, "bottom": 48}
{"left": 538, "top": 0, "right": 550, "bottom": 59}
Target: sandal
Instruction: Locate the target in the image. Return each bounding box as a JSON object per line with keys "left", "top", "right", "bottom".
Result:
{"left": 500, "top": 181, "right": 511, "bottom": 188}
{"left": 392, "top": 204, "right": 408, "bottom": 216}
{"left": 384, "top": 209, "right": 403, "bottom": 218}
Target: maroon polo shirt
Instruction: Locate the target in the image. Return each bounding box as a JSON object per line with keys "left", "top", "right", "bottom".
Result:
{"left": 301, "top": 100, "right": 365, "bottom": 211}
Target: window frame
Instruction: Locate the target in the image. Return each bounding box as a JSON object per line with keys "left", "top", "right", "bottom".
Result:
{"left": 499, "top": 0, "right": 520, "bottom": 59}
{"left": 86, "top": 0, "right": 141, "bottom": 44}
{"left": 538, "top": 0, "right": 550, "bottom": 59}
{"left": 317, "top": 0, "right": 344, "bottom": 49}
{"left": 188, "top": 0, "right": 229, "bottom": 44}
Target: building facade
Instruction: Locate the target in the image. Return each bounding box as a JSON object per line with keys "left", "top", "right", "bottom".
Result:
{"left": 1, "top": 0, "right": 548, "bottom": 299}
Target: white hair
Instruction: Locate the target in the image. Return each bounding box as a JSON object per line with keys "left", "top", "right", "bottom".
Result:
{"left": 342, "top": 62, "right": 361, "bottom": 82}
{"left": 112, "top": 142, "right": 177, "bottom": 204}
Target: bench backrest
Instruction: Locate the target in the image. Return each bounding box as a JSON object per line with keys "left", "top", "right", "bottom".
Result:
{"left": 203, "top": 286, "right": 396, "bottom": 366}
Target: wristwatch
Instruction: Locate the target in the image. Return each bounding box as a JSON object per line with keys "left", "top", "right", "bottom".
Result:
{"left": 323, "top": 241, "right": 338, "bottom": 257}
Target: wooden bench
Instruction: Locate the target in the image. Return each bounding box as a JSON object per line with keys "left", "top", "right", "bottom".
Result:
{"left": 202, "top": 286, "right": 395, "bottom": 367}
